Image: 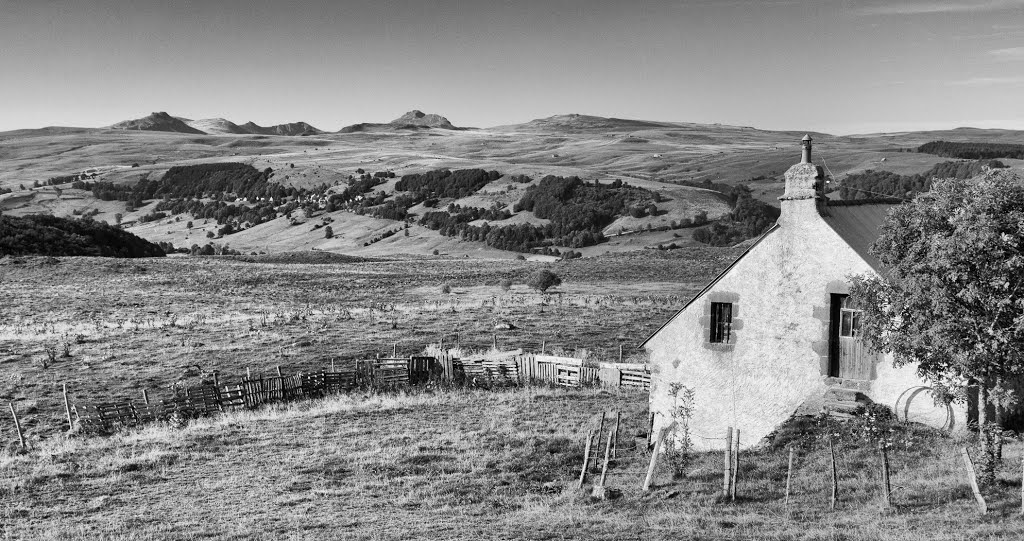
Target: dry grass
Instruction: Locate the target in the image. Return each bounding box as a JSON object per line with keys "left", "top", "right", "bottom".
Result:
{"left": 2, "top": 387, "right": 1023, "bottom": 540}
{"left": 0, "top": 250, "right": 733, "bottom": 442}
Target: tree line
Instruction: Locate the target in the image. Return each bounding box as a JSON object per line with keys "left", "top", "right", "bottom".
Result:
{"left": 0, "top": 214, "right": 165, "bottom": 257}
{"left": 837, "top": 159, "right": 1007, "bottom": 200}
{"left": 918, "top": 141, "right": 1024, "bottom": 160}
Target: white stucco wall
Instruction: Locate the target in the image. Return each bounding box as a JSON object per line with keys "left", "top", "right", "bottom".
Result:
{"left": 646, "top": 197, "right": 965, "bottom": 450}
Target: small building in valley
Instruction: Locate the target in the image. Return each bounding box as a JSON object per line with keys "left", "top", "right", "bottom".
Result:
{"left": 642, "top": 136, "right": 966, "bottom": 449}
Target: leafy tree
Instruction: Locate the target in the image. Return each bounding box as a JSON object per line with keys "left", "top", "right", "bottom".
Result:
{"left": 324, "top": 225, "right": 333, "bottom": 239}
{"left": 850, "top": 171, "right": 1024, "bottom": 482}
{"left": 527, "top": 269, "right": 562, "bottom": 293}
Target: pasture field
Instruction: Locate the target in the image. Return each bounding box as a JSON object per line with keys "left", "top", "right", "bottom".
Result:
{"left": 3, "top": 386, "right": 1024, "bottom": 540}
{"left": 4, "top": 250, "right": 1024, "bottom": 540}
{"left": 0, "top": 248, "right": 732, "bottom": 442}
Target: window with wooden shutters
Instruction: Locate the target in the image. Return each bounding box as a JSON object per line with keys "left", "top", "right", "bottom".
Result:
{"left": 710, "top": 302, "right": 733, "bottom": 343}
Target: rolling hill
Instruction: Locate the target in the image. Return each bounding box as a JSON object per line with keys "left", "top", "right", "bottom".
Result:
{"left": 109, "top": 112, "right": 206, "bottom": 134}
{"left": 3, "top": 111, "right": 1024, "bottom": 259}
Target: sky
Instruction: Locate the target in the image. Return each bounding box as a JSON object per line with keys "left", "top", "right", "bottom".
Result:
{"left": 1, "top": 0, "right": 1023, "bottom": 134}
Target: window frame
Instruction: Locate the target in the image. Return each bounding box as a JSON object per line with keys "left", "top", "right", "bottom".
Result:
{"left": 710, "top": 302, "right": 733, "bottom": 344}
{"left": 838, "top": 296, "right": 862, "bottom": 338}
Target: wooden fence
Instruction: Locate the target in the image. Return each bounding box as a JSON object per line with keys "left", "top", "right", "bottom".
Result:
{"left": 69, "top": 352, "right": 651, "bottom": 434}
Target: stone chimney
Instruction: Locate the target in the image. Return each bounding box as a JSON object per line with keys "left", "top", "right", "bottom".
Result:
{"left": 778, "top": 135, "right": 826, "bottom": 226}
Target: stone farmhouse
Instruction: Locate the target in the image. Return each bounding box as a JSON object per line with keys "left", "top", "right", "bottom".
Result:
{"left": 642, "top": 136, "right": 966, "bottom": 449}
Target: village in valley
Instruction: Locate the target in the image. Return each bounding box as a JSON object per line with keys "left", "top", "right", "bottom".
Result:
{"left": 4, "top": 1, "right": 1024, "bottom": 540}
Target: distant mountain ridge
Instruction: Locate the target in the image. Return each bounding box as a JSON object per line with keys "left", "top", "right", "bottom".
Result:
{"left": 111, "top": 112, "right": 322, "bottom": 136}
{"left": 339, "top": 110, "right": 463, "bottom": 133}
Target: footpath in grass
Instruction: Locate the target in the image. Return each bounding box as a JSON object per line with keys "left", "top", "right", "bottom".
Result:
{"left": 3, "top": 387, "right": 1024, "bottom": 540}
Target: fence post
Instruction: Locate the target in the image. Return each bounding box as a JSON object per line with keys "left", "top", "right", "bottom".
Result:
{"left": 879, "top": 441, "right": 891, "bottom": 509}
{"left": 393, "top": 343, "right": 397, "bottom": 357}
{"left": 829, "top": 437, "right": 839, "bottom": 510}
{"left": 612, "top": 411, "right": 621, "bottom": 459}
{"left": 785, "top": 446, "right": 795, "bottom": 509}
{"left": 643, "top": 422, "right": 675, "bottom": 492}
{"left": 142, "top": 389, "right": 149, "bottom": 405}
{"left": 63, "top": 383, "right": 73, "bottom": 431}
{"left": 723, "top": 426, "right": 733, "bottom": 498}
{"left": 9, "top": 402, "right": 25, "bottom": 451}
{"left": 961, "top": 447, "right": 988, "bottom": 514}
{"left": 618, "top": 344, "right": 623, "bottom": 363}
{"left": 731, "top": 429, "right": 740, "bottom": 501}
{"left": 578, "top": 430, "right": 595, "bottom": 488}
{"left": 593, "top": 412, "right": 606, "bottom": 470}
{"left": 598, "top": 429, "right": 614, "bottom": 487}
{"left": 541, "top": 339, "right": 545, "bottom": 354}
{"left": 276, "top": 365, "right": 283, "bottom": 378}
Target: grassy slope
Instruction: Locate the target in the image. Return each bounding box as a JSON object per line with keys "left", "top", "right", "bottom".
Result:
{"left": 2, "top": 387, "right": 1023, "bottom": 540}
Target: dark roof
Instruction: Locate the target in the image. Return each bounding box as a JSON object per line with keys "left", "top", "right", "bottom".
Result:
{"left": 637, "top": 224, "right": 780, "bottom": 349}
{"left": 820, "top": 200, "right": 897, "bottom": 273}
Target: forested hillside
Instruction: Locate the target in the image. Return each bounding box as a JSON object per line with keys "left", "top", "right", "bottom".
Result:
{"left": 689, "top": 184, "right": 780, "bottom": 247}
{"left": 837, "top": 159, "right": 1007, "bottom": 200}
{"left": 0, "top": 214, "right": 165, "bottom": 257}
{"left": 416, "top": 175, "right": 657, "bottom": 253}
{"left": 918, "top": 141, "right": 1024, "bottom": 160}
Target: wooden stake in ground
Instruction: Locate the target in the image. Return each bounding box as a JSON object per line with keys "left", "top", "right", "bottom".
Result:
{"left": 593, "top": 412, "right": 606, "bottom": 470}
{"left": 829, "top": 437, "right": 839, "bottom": 510}
{"left": 643, "top": 422, "right": 675, "bottom": 492}
{"left": 142, "top": 389, "right": 149, "bottom": 405}
{"left": 647, "top": 412, "right": 655, "bottom": 450}
{"left": 591, "top": 429, "right": 616, "bottom": 499}
{"left": 785, "top": 446, "right": 795, "bottom": 509}
{"left": 599, "top": 429, "right": 614, "bottom": 486}
{"left": 731, "top": 429, "right": 740, "bottom": 501}
{"left": 723, "top": 426, "right": 733, "bottom": 498}
{"left": 879, "top": 441, "right": 891, "bottom": 509}
{"left": 961, "top": 447, "right": 988, "bottom": 514}
{"left": 1020, "top": 455, "right": 1023, "bottom": 516}
{"left": 611, "top": 411, "right": 621, "bottom": 460}
{"left": 276, "top": 365, "right": 283, "bottom": 378}
{"left": 62, "top": 383, "right": 73, "bottom": 431}
{"left": 578, "top": 430, "right": 595, "bottom": 488}
{"left": 9, "top": 402, "right": 25, "bottom": 451}
{"left": 540, "top": 339, "right": 546, "bottom": 354}
{"left": 618, "top": 344, "right": 623, "bottom": 363}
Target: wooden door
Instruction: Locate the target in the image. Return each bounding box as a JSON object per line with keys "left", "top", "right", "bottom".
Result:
{"left": 829, "top": 294, "right": 873, "bottom": 380}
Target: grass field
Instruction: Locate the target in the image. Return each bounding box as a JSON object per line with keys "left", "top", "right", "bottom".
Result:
{"left": 5, "top": 251, "right": 1024, "bottom": 540}
{"left": 3, "top": 386, "right": 1024, "bottom": 540}
{"left": 0, "top": 249, "right": 733, "bottom": 442}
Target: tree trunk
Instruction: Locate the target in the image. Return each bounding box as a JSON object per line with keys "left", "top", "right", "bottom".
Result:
{"left": 978, "top": 380, "right": 998, "bottom": 485}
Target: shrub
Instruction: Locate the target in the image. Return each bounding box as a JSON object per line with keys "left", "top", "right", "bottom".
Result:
{"left": 440, "top": 284, "right": 451, "bottom": 294}
{"left": 527, "top": 269, "right": 561, "bottom": 292}
{"left": 324, "top": 225, "right": 333, "bottom": 239}
{"left": 499, "top": 279, "right": 513, "bottom": 291}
